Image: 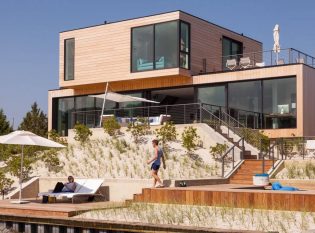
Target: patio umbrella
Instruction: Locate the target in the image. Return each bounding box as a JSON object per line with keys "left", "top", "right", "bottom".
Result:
{"left": 90, "top": 92, "right": 159, "bottom": 104}
{"left": 0, "top": 130, "right": 65, "bottom": 204}
{"left": 273, "top": 24, "right": 280, "bottom": 64}
{"left": 90, "top": 86, "right": 159, "bottom": 126}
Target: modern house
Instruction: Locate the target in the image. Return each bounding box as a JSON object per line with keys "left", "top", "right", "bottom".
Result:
{"left": 48, "top": 10, "right": 315, "bottom": 138}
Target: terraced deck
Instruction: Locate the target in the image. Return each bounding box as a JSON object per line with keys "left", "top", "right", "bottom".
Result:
{"left": 0, "top": 199, "right": 123, "bottom": 217}
{"left": 133, "top": 184, "right": 315, "bottom": 212}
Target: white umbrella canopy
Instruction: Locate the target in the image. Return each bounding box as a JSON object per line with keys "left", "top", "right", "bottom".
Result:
{"left": 0, "top": 131, "right": 66, "bottom": 147}
{"left": 273, "top": 24, "right": 280, "bottom": 63}
{"left": 0, "top": 130, "right": 65, "bottom": 204}
{"left": 90, "top": 92, "right": 159, "bottom": 104}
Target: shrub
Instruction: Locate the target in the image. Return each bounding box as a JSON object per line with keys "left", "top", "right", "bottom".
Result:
{"left": 48, "top": 129, "right": 67, "bottom": 145}
{"left": 155, "top": 121, "right": 177, "bottom": 158}
{"left": 103, "top": 116, "right": 121, "bottom": 136}
{"left": 0, "top": 171, "right": 13, "bottom": 199}
{"left": 241, "top": 128, "right": 269, "bottom": 152}
{"left": 181, "top": 126, "right": 200, "bottom": 155}
{"left": 6, "top": 155, "right": 32, "bottom": 180}
{"left": 74, "top": 123, "right": 92, "bottom": 144}
{"left": 41, "top": 149, "right": 62, "bottom": 172}
{"left": 113, "top": 139, "right": 128, "bottom": 153}
{"left": 155, "top": 121, "right": 177, "bottom": 143}
{"left": 210, "top": 143, "right": 229, "bottom": 160}
{"left": 127, "top": 117, "right": 150, "bottom": 143}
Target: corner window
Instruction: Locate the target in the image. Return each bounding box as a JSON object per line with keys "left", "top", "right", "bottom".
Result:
{"left": 131, "top": 20, "right": 190, "bottom": 72}
{"left": 64, "top": 38, "right": 75, "bottom": 81}
{"left": 155, "top": 21, "right": 178, "bottom": 69}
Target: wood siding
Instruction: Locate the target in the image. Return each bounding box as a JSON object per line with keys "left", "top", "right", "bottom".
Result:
{"left": 303, "top": 65, "right": 315, "bottom": 136}
{"left": 59, "top": 11, "right": 261, "bottom": 88}
{"left": 179, "top": 12, "right": 262, "bottom": 75}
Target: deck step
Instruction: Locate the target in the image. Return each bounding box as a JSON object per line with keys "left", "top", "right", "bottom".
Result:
{"left": 229, "top": 160, "right": 275, "bottom": 185}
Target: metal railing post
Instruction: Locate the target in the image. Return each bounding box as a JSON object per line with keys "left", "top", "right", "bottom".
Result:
{"left": 242, "top": 138, "right": 245, "bottom": 160}
{"left": 222, "top": 159, "right": 225, "bottom": 178}
{"left": 302, "top": 137, "right": 305, "bottom": 160}
{"left": 232, "top": 148, "right": 235, "bottom": 169}
{"left": 262, "top": 152, "right": 265, "bottom": 174}
{"left": 184, "top": 105, "right": 186, "bottom": 124}
{"left": 200, "top": 103, "right": 202, "bottom": 123}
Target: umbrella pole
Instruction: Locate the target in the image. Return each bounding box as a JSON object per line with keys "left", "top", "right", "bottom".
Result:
{"left": 19, "top": 145, "right": 24, "bottom": 203}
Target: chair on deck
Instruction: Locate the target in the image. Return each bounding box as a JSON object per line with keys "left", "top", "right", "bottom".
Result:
{"left": 38, "top": 179, "right": 104, "bottom": 203}
{"left": 239, "top": 57, "right": 252, "bottom": 69}
{"left": 226, "top": 59, "right": 237, "bottom": 70}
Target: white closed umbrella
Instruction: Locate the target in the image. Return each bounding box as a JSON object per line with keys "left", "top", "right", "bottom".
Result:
{"left": 0, "top": 130, "right": 65, "bottom": 204}
{"left": 273, "top": 24, "right": 280, "bottom": 64}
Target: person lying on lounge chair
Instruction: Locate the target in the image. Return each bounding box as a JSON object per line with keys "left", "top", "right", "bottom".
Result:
{"left": 52, "top": 176, "right": 77, "bottom": 193}
{"left": 62, "top": 176, "right": 77, "bottom": 192}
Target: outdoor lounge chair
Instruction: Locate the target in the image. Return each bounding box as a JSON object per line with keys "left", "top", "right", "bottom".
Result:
{"left": 149, "top": 114, "right": 171, "bottom": 126}
{"left": 239, "top": 57, "right": 252, "bottom": 69}
{"left": 226, "top": 59, "right": 237, "bottom": 70}
{"left": 38, "top": 179, "right": 104, "bottom": 203}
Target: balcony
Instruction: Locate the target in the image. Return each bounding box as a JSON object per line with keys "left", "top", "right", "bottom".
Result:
{"left": 201, "top": 48, "right": 315, "bottom": 74}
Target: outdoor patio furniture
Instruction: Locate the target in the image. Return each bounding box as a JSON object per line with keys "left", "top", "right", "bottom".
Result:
{"left": 149, "top": 114, "right": 171, "bottom": 126}
{"left": 38, "top": 179, "right": 104, "bottom": 203}
{"left": 226, "top": 59, "right": 237, "bottom": 70}
{"left": 101, "top": 114, "right": 115, "bottom": 122}
{"left": 137, "top": 56, "right": 164, "bottom": 71}
{"left": 239, "top": 57, "right": 252, "bottom": 69}
{"left": 255, "top": 62, "right": 265, "bottom": 67}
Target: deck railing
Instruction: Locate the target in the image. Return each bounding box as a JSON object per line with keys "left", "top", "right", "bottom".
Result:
{"left": 201, "top": 48, "right": 315, "bottom": 74}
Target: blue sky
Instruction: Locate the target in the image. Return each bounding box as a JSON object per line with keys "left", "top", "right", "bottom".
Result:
{"left": 0, "top": 0, "right": 315, "bottom": 128}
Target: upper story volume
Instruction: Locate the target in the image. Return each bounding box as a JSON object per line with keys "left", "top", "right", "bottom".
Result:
{"left": 59, "top": 10, "right": 262, "bottom": 88}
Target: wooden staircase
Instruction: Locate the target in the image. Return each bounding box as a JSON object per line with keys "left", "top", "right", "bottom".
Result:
{"left": 229, "top": 160, "right": 274, "bottom": 184}
{"left": 220, "top": 131, "right": 257, "bottom": 160}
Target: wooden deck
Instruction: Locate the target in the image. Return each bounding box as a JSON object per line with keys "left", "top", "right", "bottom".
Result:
{"left": 0, "top": 199, "right": 124, "bottom": 217}
{"left": 133, "top": 184, "right": 315, "bottom": 212}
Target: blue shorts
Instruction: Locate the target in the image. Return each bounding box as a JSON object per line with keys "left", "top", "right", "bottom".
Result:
{"left": 151, "top": 163, "right": 160, "bottom": 171}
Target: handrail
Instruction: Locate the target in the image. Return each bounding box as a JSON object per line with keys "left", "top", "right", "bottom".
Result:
{"left": 200, "top": 105, "right": 240, "bottom": 139}
{"left": 221, "top": 137, "right": 245, "bottom": 177}
{"left": 260, "top": 141, "right": 277, "bottom": 173}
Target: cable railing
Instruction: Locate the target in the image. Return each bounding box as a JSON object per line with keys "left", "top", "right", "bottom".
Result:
{"left": 201, "top": 48, "right": 315, "bottom": 74}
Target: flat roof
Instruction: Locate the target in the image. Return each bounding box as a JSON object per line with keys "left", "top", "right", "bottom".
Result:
{"left": 60, "top": 10, "right": 262, "bottom": 44}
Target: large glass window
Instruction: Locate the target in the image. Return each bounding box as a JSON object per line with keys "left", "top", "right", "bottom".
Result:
{"left": 131, "top": 26, "right": 154, "bottom": 72}
{"left": 198, "top": 86, "right": 226, "bottom": 107}
{"left": 228, "top": 81, "right": 261, "bottom": 113}
{"left": 131, "top": 20, "right": 190, "bottom": 72}
{"left": 222, "top": 37, "right": 243, "bottom": 70}
{"left": 55, "top": 97, "right": 74, "bottom": 136}
{"left": 263, "top": 77, "right": 296, "bottom": 129}
{"left": 64, "top": 38, "right": 75, "bottom": 81}
{"left": 155, "top": 21, "right": 178, "bottom": 69}
{"left": 180, "top": 22, "right": 190, "bottom": 69}
{"left": 228, "top": 81, "right": 262, "bottom": 128}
